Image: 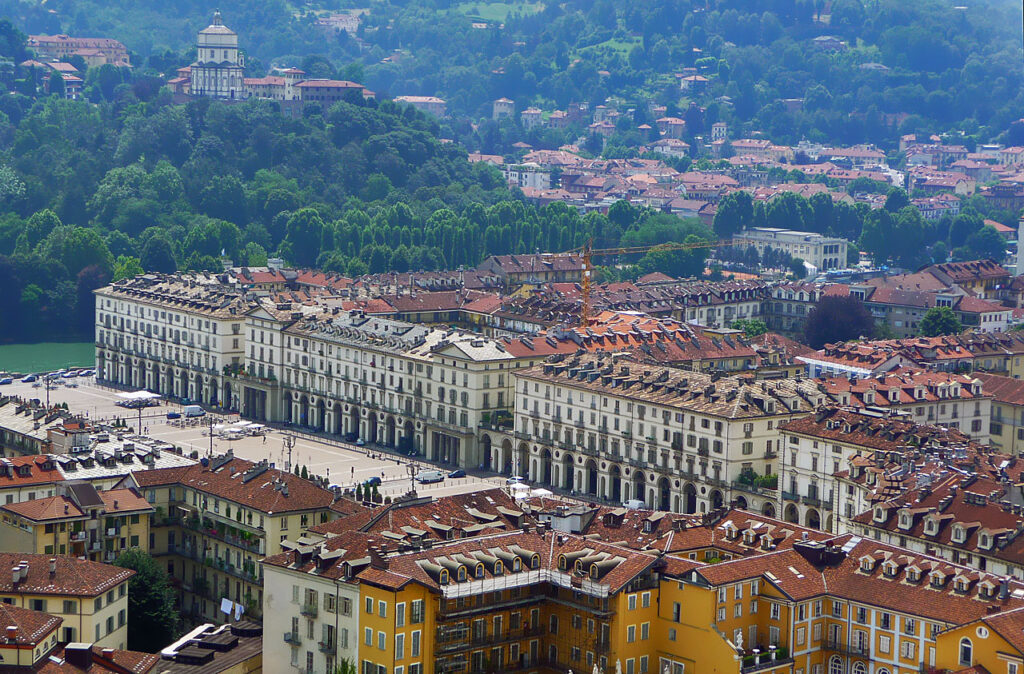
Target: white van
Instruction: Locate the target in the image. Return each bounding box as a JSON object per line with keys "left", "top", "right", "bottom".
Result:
{"left": 623, "top": 499, "right": 646, "bottom": 510}
{"left": 415, "top": 470, "right": 445, "bottom": 484}
{"left": 183, "top": 405, "right": 206, "bottom": 418}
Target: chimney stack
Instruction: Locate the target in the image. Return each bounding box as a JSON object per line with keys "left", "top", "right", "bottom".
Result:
{"left": 5, "top": 626, "right": 16, "bottom": 642}
{"left": 11, "top": 566, "right": 18, "bottom": 584}
{"left": 49, "top": 558, "right": 56, "bottom": 576}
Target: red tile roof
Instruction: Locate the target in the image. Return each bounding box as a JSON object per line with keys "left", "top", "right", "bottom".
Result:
{"left": 132, "top": 454, "right": 335, "bottom": 514}
{"left": 0, "top": 602, "right": 61, "bottom": 645}
{"left": 0, "top": 553, "right": 133, "bottom": 597}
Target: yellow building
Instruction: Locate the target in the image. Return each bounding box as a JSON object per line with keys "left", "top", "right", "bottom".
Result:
{"left": 353, "top": 530, "right": 661, "bottom": 674}
{"left": 936, "top": 608, "right": 1024, "bottom": 674}
{"left": 129, "top": 448, "right": 336, "bottom": 624}
{"left": 0, "top": 553, "right": 134, "bottom": 648}
{"left": 974, "top": 373, "right": 1024, "bottom": 455}
{"left": 661, "top": 535, "right": 1024, "bottom": 674}
{"left": 0, "top": 483, "right": 151, "bottom": 564}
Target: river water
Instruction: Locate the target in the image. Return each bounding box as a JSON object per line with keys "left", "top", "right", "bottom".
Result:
{"left": 0, "top": 342, "right": 95, "bottom": 375}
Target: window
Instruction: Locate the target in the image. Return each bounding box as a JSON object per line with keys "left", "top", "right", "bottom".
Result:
{"left": 378, "top": 631, "right": 386, "bottom": 650}
{"left": 770, "top": 604, "right": 780, "bottom": 620}
{"left": 396, "top": 603, "right": 406, "bottom": 627}
{"left": 396, "top": 634, "right": 405, "bottom": 659}
{"left": 960, "top": 638, "right": 973, "bottom": 667}
{"left": 378, "top": 601, "right": 387, "bottom": 618}
{"left": 641, "top": 623, "right": 649, "bottom": 640}
{"left": 365, "top": 597, "right": 374, "bottom": 614}
{"left": 364, "top": 628, "right": 372, "bottom": 646}
{"left": 628, "top": 594, "right": 637, "bottom": 610}
{"left": 411, "top": 630, "right": 421, "bottom": 657}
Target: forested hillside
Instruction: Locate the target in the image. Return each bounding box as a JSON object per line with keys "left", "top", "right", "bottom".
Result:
{"left": 0, "top": 85, "right": 715, "bottom": 342}
{"left": 1, "top": 0, "right": 1020, "bottom": 151}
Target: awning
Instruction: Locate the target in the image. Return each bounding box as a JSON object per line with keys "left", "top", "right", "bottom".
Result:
{"left": 116, "top": 391, "right": 161, "bottom": 401}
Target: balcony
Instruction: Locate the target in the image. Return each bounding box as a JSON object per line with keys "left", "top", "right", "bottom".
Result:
{"left": 824, "top": 638, "right": 869, "bottom": 657}
{"left": 301, "top": 602, "right": 318, "bottom": 618}
{"left": 436, "top": 625, "right": 545, "bottom": 655}
{"left": 318, "top": 640, "right": 335, "bottom": 654}
{"left": 284, "top": 631, "right": 302, "bottom": 646}
{"left": 741, "top": 655, "right": 794, "bottom": 673}
{"left": 802, "top": 495, "right": 822, "bottom": 507}
{"left": 781, "top": 490, "right": 800, "bottom": 502}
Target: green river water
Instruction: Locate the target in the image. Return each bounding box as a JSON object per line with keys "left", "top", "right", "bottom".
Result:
{"left": 0, "top": 342, "right": 95, "bottom": 375}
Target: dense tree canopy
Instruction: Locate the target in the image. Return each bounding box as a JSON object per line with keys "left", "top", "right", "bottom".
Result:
{"left": 803, "top": 295, "right": 876, "bottom": 349}
{"left": 113, "top": 549, "right": 179, "bottom": 652}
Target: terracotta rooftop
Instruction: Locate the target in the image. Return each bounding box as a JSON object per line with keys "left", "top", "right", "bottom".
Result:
{"left": 0, "top": 553, "right": 133, "bottom": 597}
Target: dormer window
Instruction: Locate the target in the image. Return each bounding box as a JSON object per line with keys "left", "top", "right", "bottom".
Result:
{"left": 899, "top": 512, "right": 911, "bottom": 530}
{"left": 530, "top": 555, "right": 540, "bottom": 569}
{"left": 979, "top": 534, "right": 991, "bottom": 550}
{"left": 883, "top": 562, "right": 897, "bottom": 578}
{"left": 873, "top": 507, "right": 886, "bottom": 523}
{"left": 439, "top": 569, "right": 449, "bottom": 585}
{"left": 931, "top": 574, "right": 944, "bottom": 588}
{"left": 952, "top": 526, "right": 966, "bottom": 543}
{"left": 860, "top": 557, "right": 874, "bottom": 572}
{"left": 512, "top": 558, "right": 522, "bottom": 572}
{"left": 925, "top": 519, "right": 937, "bottom": 535}
{"left": 907, "top": 568, "right": 920, "bottom": 583}
{"left": 475, "top": 564, "right": 484, "bottom": 579}
{"left": 744, "top": 530, "right": 756, "bottom": 544}
{"left": 956, "top": 579, "right": 968, "bottom": 593}
{"left": 761, "top": 537, "right": 772, "bottom": 551}
{"left": 494, "top": 561, "right": 503, "bottom": 575}
{"left": 457, "top": 566, "right": 467, "bottom": 582}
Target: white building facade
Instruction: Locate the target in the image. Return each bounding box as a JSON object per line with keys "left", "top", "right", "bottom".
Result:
{"left": 190, "top": 11, "right": 246, "bottom": 98}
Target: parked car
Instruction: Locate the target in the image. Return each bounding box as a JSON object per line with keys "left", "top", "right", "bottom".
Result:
{"left": 61, "top": 371, "right": 78, "bottom": 378}
{"left": 364, "top": 476, "right": 382, "bottom": 487}
{"left": 506, "top": 475, "right": 525, "bottom": 485}
{"left": 20, "top": 375, "right": 36, "bottom": 383}
{"left": 0, "top": 378, "right": 11, "bottom": 385}
{"left": 166, "top": 412, "right": 181, "bottom": 420}
{"left": 448, "top": 469, "right": 466, "bottom": 478}
{"left": 416, "top": 470, "right": 445, "bottom": 484}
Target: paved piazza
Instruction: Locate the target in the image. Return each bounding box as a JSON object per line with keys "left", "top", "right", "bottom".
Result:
{"left": 3, "top": 377, "right": 515, "bottom": 501}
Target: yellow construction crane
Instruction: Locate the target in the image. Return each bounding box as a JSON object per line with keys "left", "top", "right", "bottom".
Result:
{"left": 569, "top": 239, "right": 735, "bottom": 327}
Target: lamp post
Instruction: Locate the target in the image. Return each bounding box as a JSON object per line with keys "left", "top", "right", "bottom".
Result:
{"left": 406, "top": 461, "right": 419, "bottom": 496}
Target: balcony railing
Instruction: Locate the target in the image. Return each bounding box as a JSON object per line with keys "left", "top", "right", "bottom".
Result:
{"left": 301, "top": 602, "right": 318, "bottom": 618}
{"left": 824, "top": 637, "right": 869, "bottom": 657}
{"left": 318, "top": 640, "right": 334, "bottom": 654}
{"left": 284, "top": 631, "right": 301, "bottom": 646}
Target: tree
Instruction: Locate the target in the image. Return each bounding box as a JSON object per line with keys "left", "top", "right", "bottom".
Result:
{"left": 713, "top": 191, "right": 754, "bottom": 239}
{"left": 965, "top": 225, "right": 1007, "bottom": 262}
{"left": 919, "top": 306, "right": 963, "bottom": 337}
{"left": 282, "top": 208, "right": 324, "bottom": 267}
{"left": 140, "top": 236, "right": 177, "bottom": 273}
{"left": 731, "top": 318, "right": 767, "bottom": 337}
{"left": 803, "top": 295, "right": 876, "bottom": 349}
{"left": 113, "top": 549, "right": 179, "bottom": 652}
{"left": 113, "top": 255, "right": 143, "bottom": 281}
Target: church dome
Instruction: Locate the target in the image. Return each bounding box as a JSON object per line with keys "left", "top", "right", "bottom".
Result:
{"left": 199, "top": 10, "right": 236, "bottom": 36}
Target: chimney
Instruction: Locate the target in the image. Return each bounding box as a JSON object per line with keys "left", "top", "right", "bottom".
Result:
{"left": 101, "top": 648, "right": 114, "bottom": 659}
{"left": 64, "top": 643, "right": 93, "bottom": 668}
{"left": 368, "top": 546, "right": 390, "bottom": 570}
{"left": 49, "top": 558, "right": 56, "bottom": 576}
{"left": 113, "top": 500, "right": 118, "bottom": 509}
{"left": 10, "top": 566, "right": 17, "bottom": 584}
{"left": 1000, "top": 577, "right": 1010, "bottom": 600}
{"left": 19, "top": 563, "right": 27, "bottom": 581}
{"left": 4, "top": 626, "right": 16, "bottom": 642}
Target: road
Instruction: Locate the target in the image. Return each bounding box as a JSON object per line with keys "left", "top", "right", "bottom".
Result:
{"left": 2, "top": 376, "right": 513, "bottom": 500}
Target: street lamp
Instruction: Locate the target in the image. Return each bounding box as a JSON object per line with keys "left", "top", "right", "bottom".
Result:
{"left": 406, "top": 461, "right": 419, "bottom": 496}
